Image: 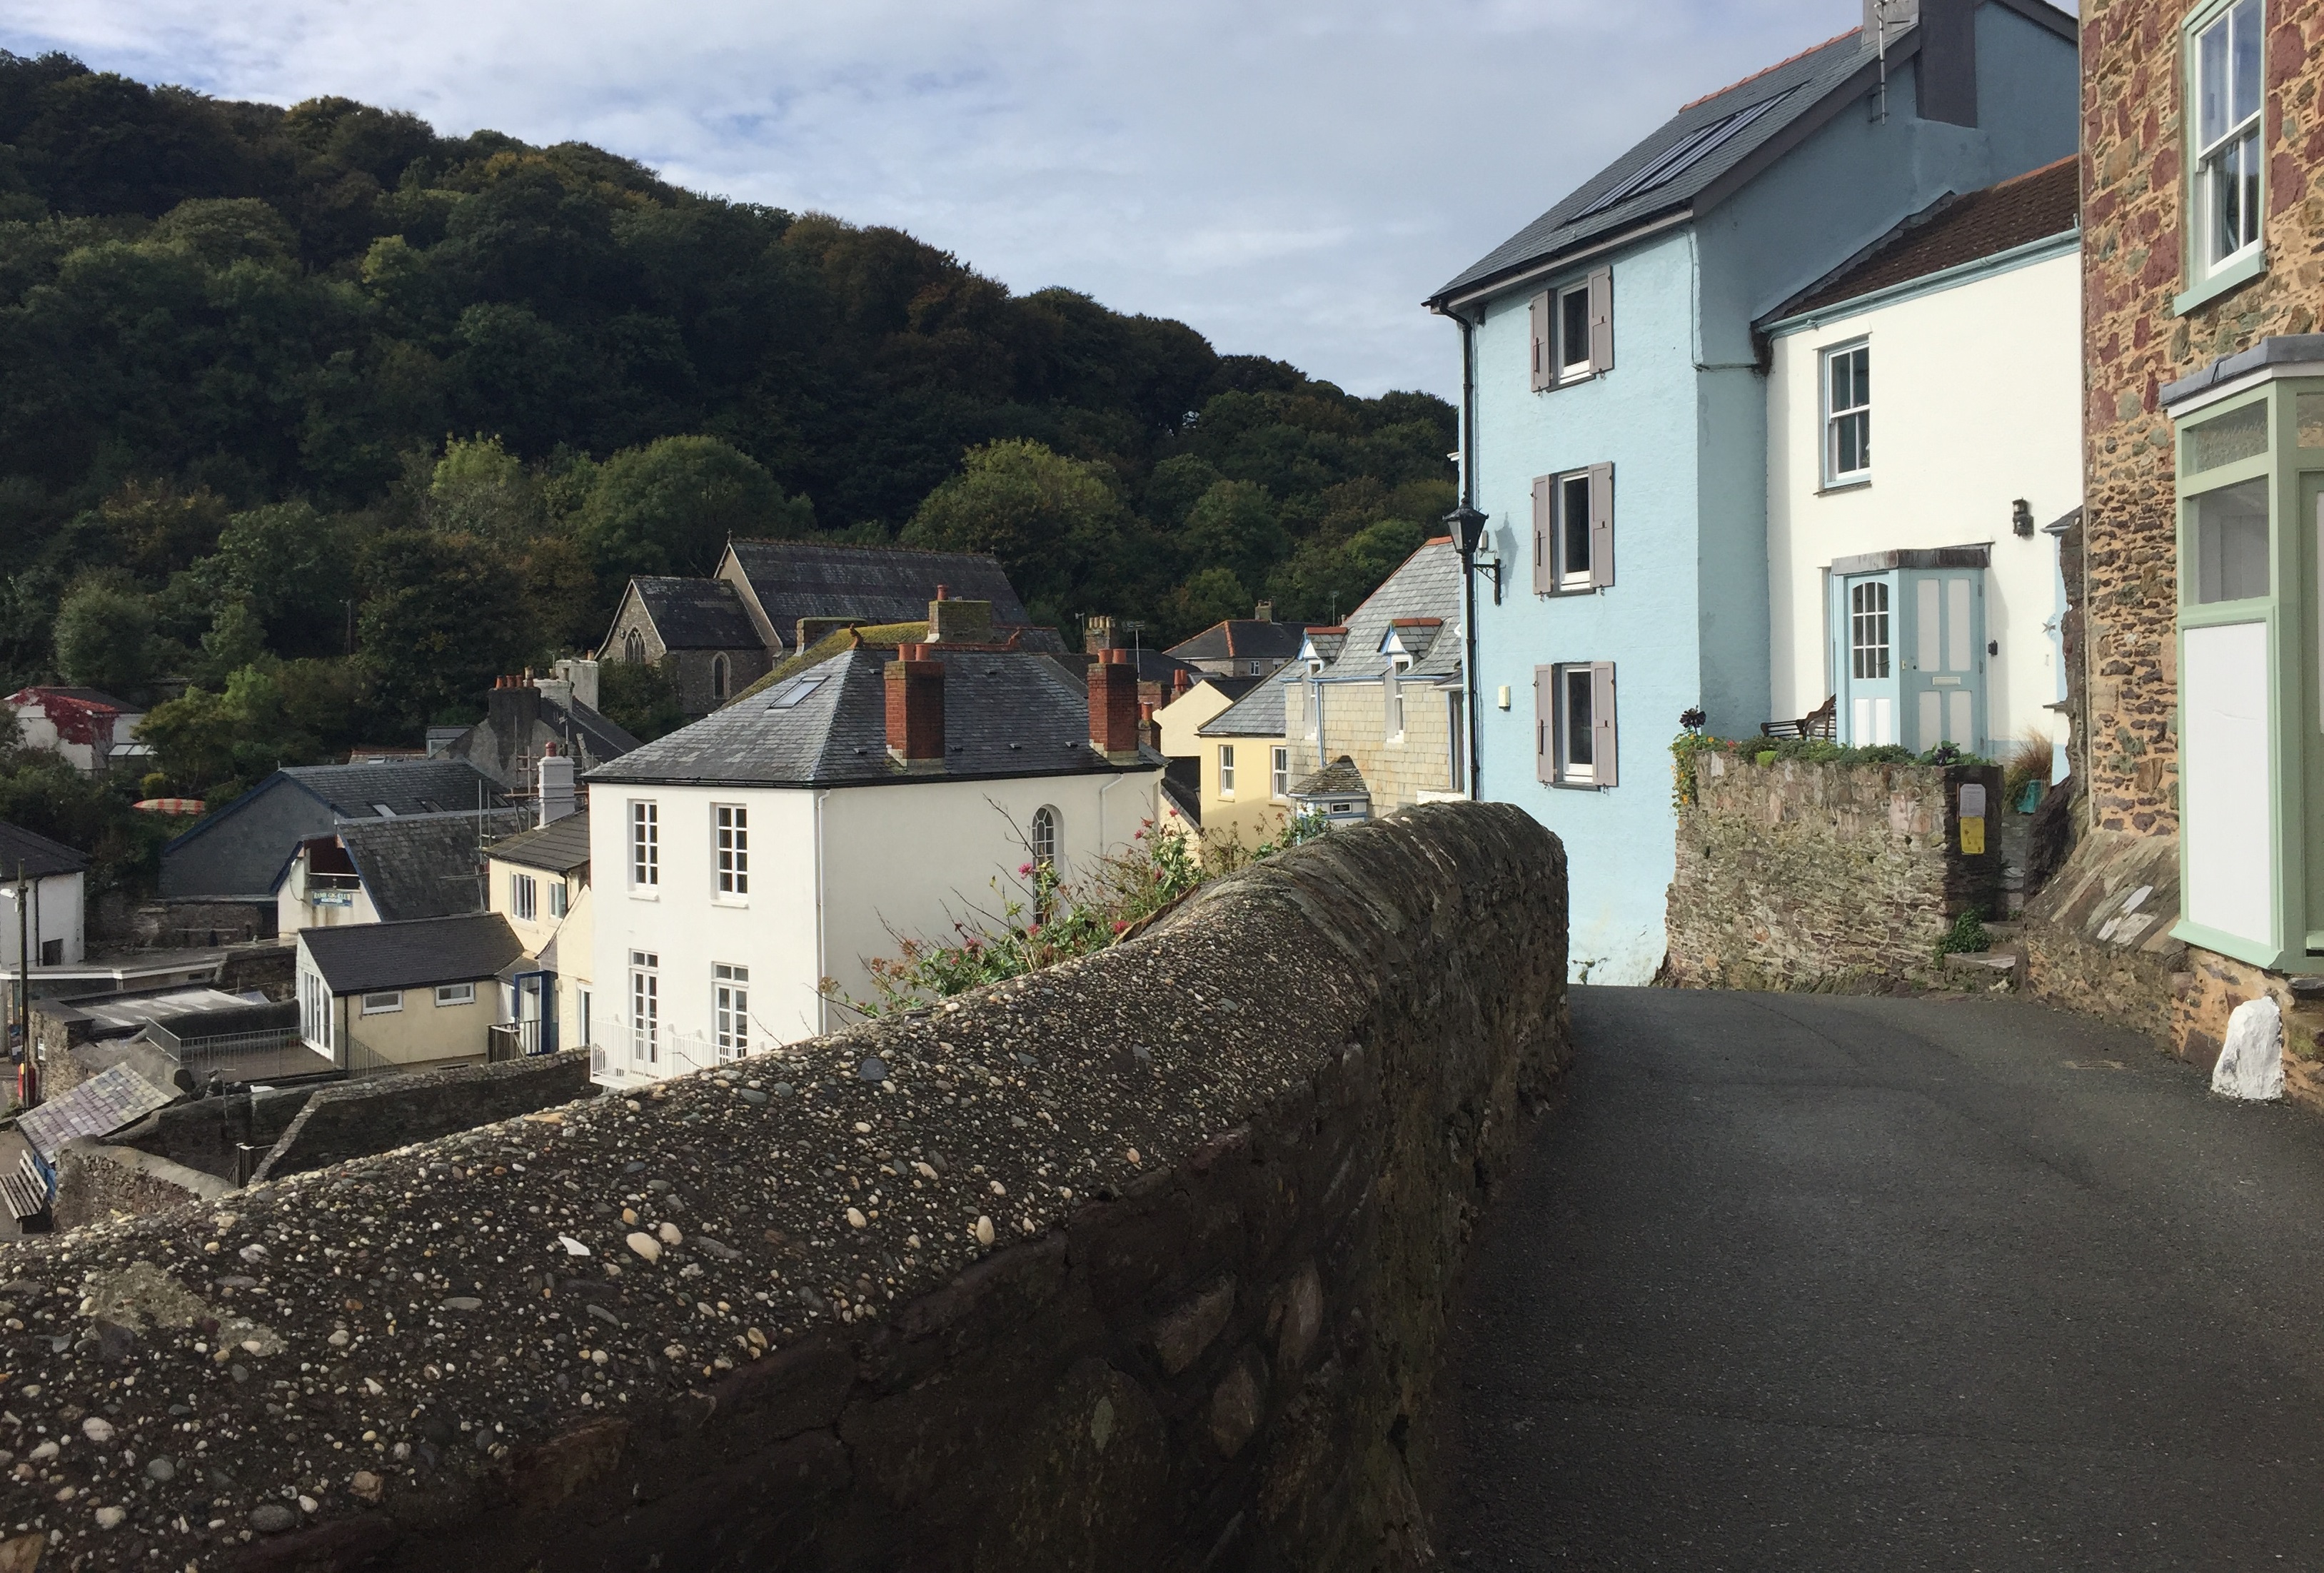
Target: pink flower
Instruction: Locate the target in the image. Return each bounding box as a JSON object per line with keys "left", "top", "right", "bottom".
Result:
{"left": 1112, "top": 920, "right": 1130, "bottom": 933}
{"left": 1017, "top": 862, "right": 1035, "bottom": 876}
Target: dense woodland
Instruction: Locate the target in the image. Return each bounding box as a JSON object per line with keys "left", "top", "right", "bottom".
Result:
{"left": 0, "top": 50, "right": 1459, "bottom": 848}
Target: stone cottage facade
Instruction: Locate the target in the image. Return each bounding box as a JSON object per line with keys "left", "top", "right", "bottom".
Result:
{"left": 2036, "top": 0, "right": 2324, "bottom": 1081}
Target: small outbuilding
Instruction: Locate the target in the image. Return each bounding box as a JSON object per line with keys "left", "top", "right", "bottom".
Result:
{"left": 296, "top": 913, "right": 522, "bottom": 1075}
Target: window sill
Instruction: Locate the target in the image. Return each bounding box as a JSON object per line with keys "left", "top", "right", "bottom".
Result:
{"left": 1816, "top": 477, "right": 1871, "bottom": 496}
{"left": 628, "top": 888, "right": 660, "bottom": 901}
{"left": 1549, "top": 778, "right": 1606, "bottom": 792}
{"left": 2173, "top": 249, "right": 2267, "bottom": 316}
{"left": 1539, "top": 585, "right": 1604, "bottom": 599}
{"left": 711, "top": 895, "right": 750, "bottom": 909}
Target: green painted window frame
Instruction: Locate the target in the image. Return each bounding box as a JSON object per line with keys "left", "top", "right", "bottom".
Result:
{"left": 2172, "top": 0, "right": 2269, "bottom": 316}
{"left": 2170, "top": 378, "right": 2324, "bottom": 970}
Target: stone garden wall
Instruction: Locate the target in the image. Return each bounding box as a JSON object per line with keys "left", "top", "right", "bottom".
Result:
{"left": 0, "top": 802, "right": 1568, "bottom": 1573}
{"left": 1665, "top": 751, "right": 2003, "bottom": 991}
{"left": 54, "top": 1141, "right": 236, "bottom": 1232}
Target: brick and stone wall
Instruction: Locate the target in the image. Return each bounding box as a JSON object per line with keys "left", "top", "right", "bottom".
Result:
{"left": 1664, "top": 752, "right": 2003, "bottom": 991}
{"left": 0, "top": 802, "right": 1567, "bottom": 1572}
{"left": 2061, "top": 0, "right": 2324, "bottom": 1064}
{"left": 2081, "top": 0, "right": 2324, "bottom": 836}
{"left": 54, "top": 1140, "right": 236, "bottom": 1232}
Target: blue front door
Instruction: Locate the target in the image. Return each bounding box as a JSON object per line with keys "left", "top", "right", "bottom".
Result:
{"left": 1836, "top": 572, "right": 1901, "bottom": 745}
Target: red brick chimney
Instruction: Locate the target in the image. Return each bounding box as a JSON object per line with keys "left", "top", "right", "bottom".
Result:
{"left": 1090, "top": 648, "right": 1142, "bottom": 763}
{"left": 885, "top": 648, "right": 945, "bottom": 769}
{"left": 1170, "top": 668, "right": 1192, "bottom": 700}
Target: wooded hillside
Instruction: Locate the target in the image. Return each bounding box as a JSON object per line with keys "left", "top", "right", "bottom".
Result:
{"left": 0, "top": 50, "right": 1457, "bottom": 790}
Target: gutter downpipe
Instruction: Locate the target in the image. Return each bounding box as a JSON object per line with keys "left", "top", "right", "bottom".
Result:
{"left": 1434, "top": 304, "right": 1486, "bottom": 802}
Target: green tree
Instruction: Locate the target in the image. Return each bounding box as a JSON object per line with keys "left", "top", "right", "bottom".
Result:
{"left": 902, "top": 438, "right": 1127, "bottom": 609}
{"left": 578, "top": 435, "right": 810, "bottom": 584}
{"left": 596, "top": 657, "right": 686, "bottom": 743}
{"left": 356, "top": 530, "right": 538, "bottom": 725}
{"left": 424, "top": 434, "right": 540, "bottom": 541}
{"left": 1177, "top": 478, "right": 1287, "bottom": 592}
{"left": 51, "top": 572, "right": 156, "bottom": 696}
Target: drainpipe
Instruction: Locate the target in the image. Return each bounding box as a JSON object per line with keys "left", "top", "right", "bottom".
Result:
{"left": 1444, "top": 308, "right": 1489, "bottom": 801}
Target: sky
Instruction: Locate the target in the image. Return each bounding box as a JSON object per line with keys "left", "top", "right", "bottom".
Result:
{"left": 1, "top": 0, "right": 1878, "bottom": 401}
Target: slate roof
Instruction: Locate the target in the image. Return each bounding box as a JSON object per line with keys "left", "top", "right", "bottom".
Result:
{"left": 332, "top": 808, "right": 533, "bottom": 922}
{"left": 278, "top": 760, "right": 510, "bottom": 818}
{"left": 0, "top": 820, "right": 88, "bottom": 879}
{"left": 1289, "top": 756, "right": 1369, "bottom": 800}
{"left": 1198, "top": 541, "right": 1462, "bottom": 742}
{"left": 1432, "top": 28, "right": 1876, "bottom": 303}
{"left": 488, "top": 812, "right": 591, "bottom": 875}
{"left": 725, "top": 541, "right": 1029, "bottom": 643}
{"left": 1166, "top": 620, "right": 1309, "bottom": 665}
{"left": 19, "top": 1063, "right": 178, "bottom": 1164}
{"left": 1197, "top": 675, "right": 1262, "bottom": 704}
{"left": 587, "top": 646, "right": 1157, "bottom": 789}
{"left": 300, "top": 912, "right": 524, "bottom": 995}
{"left": 1197, "top": 675, "right": 1289, "bottom": 740}
{"left": 1778, "top": 156, "right": 2079, "bottom": 318}
{"left": 625, "top": 577, "right": 761, "bottom": 651}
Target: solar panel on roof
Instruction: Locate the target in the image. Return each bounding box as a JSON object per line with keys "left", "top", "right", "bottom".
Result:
{"left": 1570, "top": 88, "right": 1799, "bottom": 222}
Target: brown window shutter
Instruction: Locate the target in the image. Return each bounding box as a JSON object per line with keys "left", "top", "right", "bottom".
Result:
{"left": 1534, "top": 665, "right": 1554, "bottom": 783}
{"left": 1529, "top": 292, "right": 1550, "bottom": 393}
{"left": 1588, "top": 463, "right": 1615, "bottom": 588}
{"left": 1590, "top": 662, "right": 1618, "bottom": 787}
{"left": 1531, "top": 476, "right": 1553, "bottom": 595}
{"left": 1586, "top": 267, "right": 1614, "bottom": 372}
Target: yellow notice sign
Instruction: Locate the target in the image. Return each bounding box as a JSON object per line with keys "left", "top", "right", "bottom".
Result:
{"left": 1960, "top": 815, "right": 1986, "bottom": 855}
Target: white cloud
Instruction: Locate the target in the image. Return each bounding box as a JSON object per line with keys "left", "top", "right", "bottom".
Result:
{"left": 4, "top": 0, "right": 1871, "bottom": 398}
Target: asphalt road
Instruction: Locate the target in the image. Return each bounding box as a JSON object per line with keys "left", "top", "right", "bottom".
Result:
{"left": 1428, "top": 986, "right": 2324, "bottom": 1571}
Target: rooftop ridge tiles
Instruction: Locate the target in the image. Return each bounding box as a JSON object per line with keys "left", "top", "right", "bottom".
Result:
{"left": 1677, "top": 26, "right": 1862, "bottom": 111}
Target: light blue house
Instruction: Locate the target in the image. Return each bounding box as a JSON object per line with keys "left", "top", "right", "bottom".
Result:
{"left": 1427, "top": 0, "right": 2078, "bottom": 983}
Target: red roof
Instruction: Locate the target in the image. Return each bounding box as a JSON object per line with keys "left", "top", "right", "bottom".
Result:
{"left": 1784, "top": 156, "right": 2078, "bottom": 317}
{"left": 6, "top": 687, "right": 136, "bottom": 746}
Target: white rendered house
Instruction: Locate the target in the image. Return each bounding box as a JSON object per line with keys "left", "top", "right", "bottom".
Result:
{"left": 583, "top": 628, "right": 1162, "bottom": 1086}
{"left": 1763, "top": 158, "right": 2081, "bottom": 763}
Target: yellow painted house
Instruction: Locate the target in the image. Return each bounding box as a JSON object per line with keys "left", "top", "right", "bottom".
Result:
{"left": 484, "top": 810, "right": 594, "bottom": 1060}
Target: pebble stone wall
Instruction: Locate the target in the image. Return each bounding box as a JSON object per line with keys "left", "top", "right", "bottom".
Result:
{"left": 0, "top": 802, "right": 1567, "bottom": 1572}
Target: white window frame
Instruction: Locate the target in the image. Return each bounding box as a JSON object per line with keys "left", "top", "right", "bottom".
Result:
{"left": 1850, "top": 581, "right": 1893, "bottom": 679}
{"left": 510, "top": 871, "right": 537, "bottom": 923}
{"left": 548, "top": 880, "right": 567, "bottom": 918}
{"left": 1555, "top": 281, "right": 1594, "bottom": 384}
{"left": 714, "top": 803, "right": 748, "bottom": 898}
{"left": 1385, "top": 665, "right": 1408, "bottom": 742}
{"left": 433, "top": 982, "right": 476, "bottom": 1007}
{"left": 1556, "top": 665, "right": 1596, "bottom": 785}
{"left": 1822, "top": 340, "right": 1871, "bottom": 486}
{"left": 629, "top": 800, "right": 659, "bottom": 890}
{"left": 577, "top": 986, "right": 591, "bottom": 1048}
{"left": 1030, "top": 805, "right": 1060, "bottom": 865}
{"left": 1536, "top": 661, "right": 1619, "bottom": 789}
{"left": 360, "top": 990, "right": 403, "bottom": 1015}
{"left": 1271, "top": 745, "right": 1290, "bottom": 801}
{"left": 1555, "top": 469, "right": 1594, "bottom": 591}
{"left": 630, "top": 950, "right": 659, "bottom": 1064}
{"left": 2189, "top": 0, "right": 2265, "bottom": 292}
{"left": 1217, "top": 743, "right": 1237, "bottom": 798}
{"left": 713, "top": 963, "right": 749, "bottom": 1061}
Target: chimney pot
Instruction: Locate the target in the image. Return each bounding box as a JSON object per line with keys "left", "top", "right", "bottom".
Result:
{"left": 935, "top": 584, "right": 949, "bottom": 600}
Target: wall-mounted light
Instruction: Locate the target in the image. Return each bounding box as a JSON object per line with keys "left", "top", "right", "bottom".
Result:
{"left": 2012, "top": 498, "right": 2034, "bottom": 538}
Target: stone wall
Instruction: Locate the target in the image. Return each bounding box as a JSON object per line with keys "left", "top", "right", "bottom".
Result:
{"left": 2082, "top": 0, "right": 2324, "bottom": 835}
{"left": 53, "top": 1140, "right": 236, "bottom": 1232}
{"left": 1664, "top": 751, "right": 2003, "bottom": 991}
{"left": 114, "top": 1085, "right": 319, "bottom": 1182}
{"left": 0, "top": 802, "right": 1566, "bottom": 1572}
{"left": 251, "top": 1052, "right": 594, "bottom": 1182}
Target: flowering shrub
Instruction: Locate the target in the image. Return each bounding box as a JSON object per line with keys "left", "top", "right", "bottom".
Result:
{"left": 824, "top": 810, "right": 1327, "bottom": 1017}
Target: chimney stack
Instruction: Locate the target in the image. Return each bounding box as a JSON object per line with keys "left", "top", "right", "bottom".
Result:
{"left": 1170, "top": 668, "right": 1192, "bottom": 700}
{"left": 1090, "top": 648, "right": 1142, "bottom": 763}
{"left": 1254, "top": 600, "right": 1274, "bottom": 623}
{"left": 538, "top": 747, "right": 576, "bottom": 825}
{"left": 885, "top": 649, "right": 946, "bottom": 769}
{"left": 1084, "top": 614, "right": 1120, "bottom": 655}
{"left": 1139, "top": 699, "right": 1161, "bottom": 753}
{"left": 927, "top": 593, "right": 994, "bottom": 645}
{"left": 488, "top": 678, "right": 543, "bottom": 749}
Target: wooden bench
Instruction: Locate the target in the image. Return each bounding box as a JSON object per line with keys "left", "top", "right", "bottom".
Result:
{"left": 1761, "top": 694, "right": 1836, "bottom": 740}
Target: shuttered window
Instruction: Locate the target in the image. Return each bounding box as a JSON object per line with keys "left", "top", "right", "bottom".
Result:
{"left": 1536, "top": 661, "right": 1619, "bottom": 787}
{"left": 1529, "top": 292, "right": 1551, "bottom": 393}
{"left": 1536, "top": 266, "right": 1614, "bottom": 391}
{"left": 1532, "top": 463, "right": 1615, "bottom": 593}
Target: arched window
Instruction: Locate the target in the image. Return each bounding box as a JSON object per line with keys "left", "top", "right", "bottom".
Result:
{"left": 623, "top": 628, "right": 646, "bottom": 664}
{"left": 712, "top": 653, "right": 730, "bottom": 703}
{"left": 1030, "top": 805, "right": 1060, "bottom": 866}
